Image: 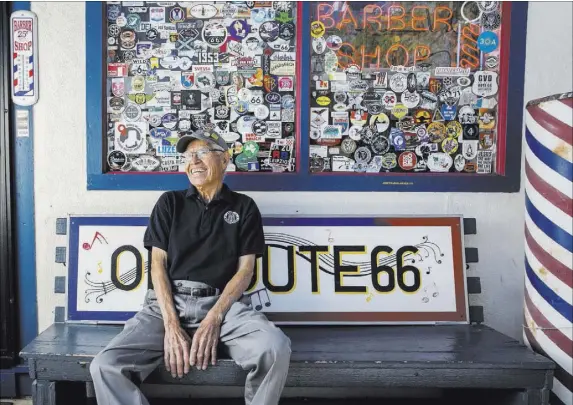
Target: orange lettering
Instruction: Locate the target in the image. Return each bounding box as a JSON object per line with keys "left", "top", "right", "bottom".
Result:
{"left": 337, "top": 3, "right": 359, "bottom": 31}
{"left": 387, "top": 6, "right": 405, "bottom": 31}
{"left": 337, "top": 43, "right": 356, "bottom": 70}
{"left": 433, "top": 6, "right": 453, "bottom": 32}
{"left": 386, "top": 44, "right": 409, "bottom": 67}
{"left": 363, "top": 4, "right": 383, "bottom": 31}
{"left": 411, "top": 6, "right": 430, "bottom": 31}
{"left": 317, "top": 3, "right": 335, "bottom": 29}
{"left": 460, "top": 25, "right": 480, "bottom": 69}
{"left": 414, "top": 45, "right": 430, "bottom": 64}
{"left": 361, "top": 45, "right": 381, "bottom": 70}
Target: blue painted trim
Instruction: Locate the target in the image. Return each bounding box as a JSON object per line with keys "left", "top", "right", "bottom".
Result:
{"left": 526, "top": 128, "right": 572, "bottom": 180}
{"left": 263, "top": 217, "right": 377, "bottom": 226}
{"left": 85, "top": 2, "right": 528, "bottom": 192}
{"left": 525, "top": 259, "right": 573, "bottom": 323}
{"left": 525, "top": 194, "right": 573, "bottom": 253}
{"left": 11, "top": 1, "right": 38, "bottom": 350}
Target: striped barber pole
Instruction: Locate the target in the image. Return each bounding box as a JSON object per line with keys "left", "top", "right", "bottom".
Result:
{"left": 523, "top": 91, "right": 572, "bottom": 405}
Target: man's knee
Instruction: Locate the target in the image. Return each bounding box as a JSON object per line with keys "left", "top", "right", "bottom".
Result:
{"left": 90, "top": 349, "right": 117, "bottom": 377}
{"left": 261, "top": 328, "right": 291, "bottom": 363}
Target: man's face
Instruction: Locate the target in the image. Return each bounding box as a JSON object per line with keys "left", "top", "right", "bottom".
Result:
{"left": 183, "top": 139, "right": 229, "bottom": 187}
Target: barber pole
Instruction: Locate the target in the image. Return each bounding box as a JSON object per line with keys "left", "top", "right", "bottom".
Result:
{"left": 523, "top": 92, "right": 572, "bottom": 405}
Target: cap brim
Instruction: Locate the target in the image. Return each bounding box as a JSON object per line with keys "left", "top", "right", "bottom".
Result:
{"left": 176, "top": 135, "right": 197, "bottom": 153}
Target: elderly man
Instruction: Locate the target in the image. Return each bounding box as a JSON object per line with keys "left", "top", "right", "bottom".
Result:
{"left": 90, "top": 130, "right": 291, "bottom": 405}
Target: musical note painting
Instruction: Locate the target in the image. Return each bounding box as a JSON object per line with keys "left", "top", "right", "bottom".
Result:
{"left": 72, "top": 221, "right": 150, "bottom": 315}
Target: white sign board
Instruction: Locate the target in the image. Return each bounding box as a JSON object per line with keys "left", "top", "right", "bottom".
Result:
{"left": 10, "top": 10, "right": 39, "bottom": 106}
{"left": 67, "top": 216, "right": 468, "bottom": 324}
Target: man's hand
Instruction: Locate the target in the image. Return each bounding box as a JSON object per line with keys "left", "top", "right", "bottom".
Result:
{"left": 164, "top": 323, "right": 192, "bottom": 378}
{"left": 190, "top": 312, "right": 222, "bottom": 370}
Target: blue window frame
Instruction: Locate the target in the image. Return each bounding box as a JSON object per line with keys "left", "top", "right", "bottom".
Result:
{"left": 86, "top": 2, "right": 528, "bottom": 192}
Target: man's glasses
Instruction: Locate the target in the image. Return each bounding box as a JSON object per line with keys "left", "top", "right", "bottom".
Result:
{"left": 181, "top": 147, "right": 223, "bottom": 162}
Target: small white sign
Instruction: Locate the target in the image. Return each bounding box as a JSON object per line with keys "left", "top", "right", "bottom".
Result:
{"left": 10, "top": 10, "right": 39, "bottom": 106}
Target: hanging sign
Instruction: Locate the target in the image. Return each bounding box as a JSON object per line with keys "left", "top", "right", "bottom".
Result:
{"left": 10, "top": 10, "right": 39, "bottom": 106}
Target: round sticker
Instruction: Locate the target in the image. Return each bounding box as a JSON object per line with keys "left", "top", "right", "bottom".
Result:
{"left": 202, "top": 21, "right": 228, "bottom": 48}
{"left": 442, "top": 137, "right": 459, "bottom": 154}
{"left": 401, "top": 91, "right": 420, "bottom": 109}
{"left": 259, "top": 21, "right": 280, "bottom": 42}
{"left": 107, "top": 150, "right": 127, "bottom": 170}
{"left": 253, "top": 104, "right": 269, "bottom": 119}
{"left": 326, "top": 35, "right": 342, "bottom": 50}
{"left": 369, "top": 113, "right": 390, "bottom": 132}
{"left": 243, "top": 141, "right": 259, "bottom": 158}
{"left": 391, "top": 103, "right": 408, "bottom": 120}
{"left": 228, "top": 20, "right": 251, "bottom": 41}
{"left": 310, "top": 20, "right": 325, "bottom": 38}
{"left": 382, "top": 91, "right": 397, "bottom": 109}
{"left": 477, "top": 31, "right": 499, "bottom": 53}
{"left": 478, "top": 1, "right": 498, "bottom": 12}
{"left": 389, "top": 73, "right": 407, "bottom": 93}
{"left": 446, "top": 120, "right": 463, "bottom": 138}
{"left": 398, "top": 151, "right": 417, "bottom": 170}
{"left": 427, "top": 122, "right": 447, "bottom": 143}
{"left": 123, "top": 103, "right": 141, "bottom": 121}
{"left": 354, "top": 147, "right": 372, "bottom": 164}
{"left": 279, "top": 22, "right": 295, "bottom": 41}
{"left": 341, "top": 138, "right": 357, "bottom": 154}
{"left": 454, "top": 154, "right": 466, "bottom": 172}
{"left": 371, "top": 135, "right": 390, "bottom": 154}
{"left": 252, "top": 120, "right": 267, "bottom": 136}
{"left": 348, "top": 125, "right": 362, "bottom": 141}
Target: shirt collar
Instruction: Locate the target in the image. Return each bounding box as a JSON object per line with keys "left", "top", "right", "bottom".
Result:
{"left": 186, "top": 183, "right": 234, "bottom": 203}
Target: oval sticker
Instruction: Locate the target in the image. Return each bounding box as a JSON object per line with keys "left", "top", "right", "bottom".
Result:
{"left": 189, "top": 4, "right": 218, "bottom": 19}
{"left": 316, "top": 96, "right": 331, "bottom": 106}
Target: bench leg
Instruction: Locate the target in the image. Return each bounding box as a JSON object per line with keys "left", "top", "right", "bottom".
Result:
{"left": 508, "top": 388, "right": 551, "bottom": 405}
{"left": 32, "top": 380, "right": 56, "bottom": 405}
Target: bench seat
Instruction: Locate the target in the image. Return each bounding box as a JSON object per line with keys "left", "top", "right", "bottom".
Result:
{"left": 20, "top": 322, "right": 554, "bottom": 404}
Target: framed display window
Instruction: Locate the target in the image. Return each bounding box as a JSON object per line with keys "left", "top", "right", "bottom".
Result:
{"left": 86, "top": 1, "right": 527, "bottom": 191}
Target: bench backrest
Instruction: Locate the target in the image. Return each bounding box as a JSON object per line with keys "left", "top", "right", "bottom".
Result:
{"left": 53, "top": 215, "right": 481, "bottom": 325}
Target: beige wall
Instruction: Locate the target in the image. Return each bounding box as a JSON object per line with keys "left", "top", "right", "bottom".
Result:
{"left": 30, "top": 2, "right": 573, "bottom": 340}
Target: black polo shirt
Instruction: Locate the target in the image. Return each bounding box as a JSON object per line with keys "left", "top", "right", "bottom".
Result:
{"left": 143, "top": 184, "right": 266, "bottom": 290}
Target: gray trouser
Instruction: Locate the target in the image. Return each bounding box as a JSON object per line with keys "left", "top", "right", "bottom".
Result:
{"left": 89, "top": 280, "right": 291, "bottom": 405}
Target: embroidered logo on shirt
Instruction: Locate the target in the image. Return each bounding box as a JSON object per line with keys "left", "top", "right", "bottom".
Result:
{"left": 224, "top": 211, "right": 240, "bottom": 224}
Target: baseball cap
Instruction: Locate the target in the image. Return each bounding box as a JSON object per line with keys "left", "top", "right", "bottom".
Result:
{"left": 176, "top": 129, "right": 229, "bottom": 153}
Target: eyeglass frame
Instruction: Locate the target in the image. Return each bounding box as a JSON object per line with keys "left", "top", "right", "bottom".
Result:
{"left": 181, "top": 146, "right": 225, "bottom": 162}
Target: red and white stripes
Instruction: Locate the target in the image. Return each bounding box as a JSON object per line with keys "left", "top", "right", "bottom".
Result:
{"left": 523, "top": 92, "right": 572, "bottom": 405}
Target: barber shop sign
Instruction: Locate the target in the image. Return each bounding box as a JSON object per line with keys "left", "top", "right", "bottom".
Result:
{"left": 66, "top": 216, "right": 468, "bottom": 324}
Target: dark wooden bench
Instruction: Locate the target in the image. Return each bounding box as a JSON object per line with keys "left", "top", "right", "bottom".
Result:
{"left": 20, "top": 323, "right": 554, "bottom": 404}
{"left": 19, "top": 217, "right": 556, "bottom": 405}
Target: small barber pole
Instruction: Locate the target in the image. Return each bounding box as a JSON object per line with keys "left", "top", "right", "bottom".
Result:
{"left": 10, "top": 10, "right": 39, "bottom": 106}
{"left": 523, "top": 91, "right": 572, "bottom": 405}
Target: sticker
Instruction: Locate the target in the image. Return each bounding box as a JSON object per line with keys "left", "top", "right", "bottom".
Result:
{"left": 441, "top": 104, "right": 457, "bottom": 121}
{"left": 477, "top": 150, "right": 494, "bottom": 173}
{"left": 481, "top": 11, "right": 501, "bottom": 30}
{"left": 463, "top": 124, "right": 479, "bottom": 141}
{"left": 485, "top": 55, "right": 499, "bottom": 69}
{"left": 389, "top": 73, "right": 407, "bottom": 93}
{"left": 477, "top": 31, "right": 499, "bottom": 53}
{"left": 462, "top": 141, "right": 479, "bottom": 160}
{"left": 310, "top": 21, "right": 325, "bottom": 38}
{"left": 340, "top": 138, "right": 357, "bottom": 154}
{"left": 354, "top": 146, "right": 372, "bottom": 164}
{"left": 188, "top": 4, "right": 218, "bottom": 19}
{"left": 479, "top": 132, "right": 495, "bottom": 149}
{"left": 326, "top": 35, "right": 342, "bottom": 50}
{"left": 107, "top": 150, "right": 127, "bottom": 170}
{"left": 454, "top": 154, "right": 466, "bottom": 172}
{"left": 391, "top": 103, "right": 408, "bottom": 120}
{"left": 401, "top": 91, "right": 420, "bottom": 109}
{"left": 370, "top": 113, "right": 390, "bottom": 132}
{"left": 312, "top": 37, "right": 326, "bottom": 54}
{"left": 472, "top": 71, "right": 499, "bottom": 97}
{"left": 427, "top": 152, "right": 453, "bottom": 172}
{"left": 446, "top": 120, "right": 463, "bottom": 138}
{"left": 398, "top": 151, "right": 417, "bottom": 170}
{"left": 427, "top": 122, "right": 446, "bottom": 143}
{"left": 478, "top": 1, "right": 499, "bottom": 12}
{"left": 115, "top": 122, "right": 148, "bottom": 154}
{"left": 441, "top": 137, "right": 459, "bottom": 154}
{"left": 458, "top": 106, "right": 477, "bottom": 124}
{"left": 202, "top": 20, "right": 227, "bottom": 48}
